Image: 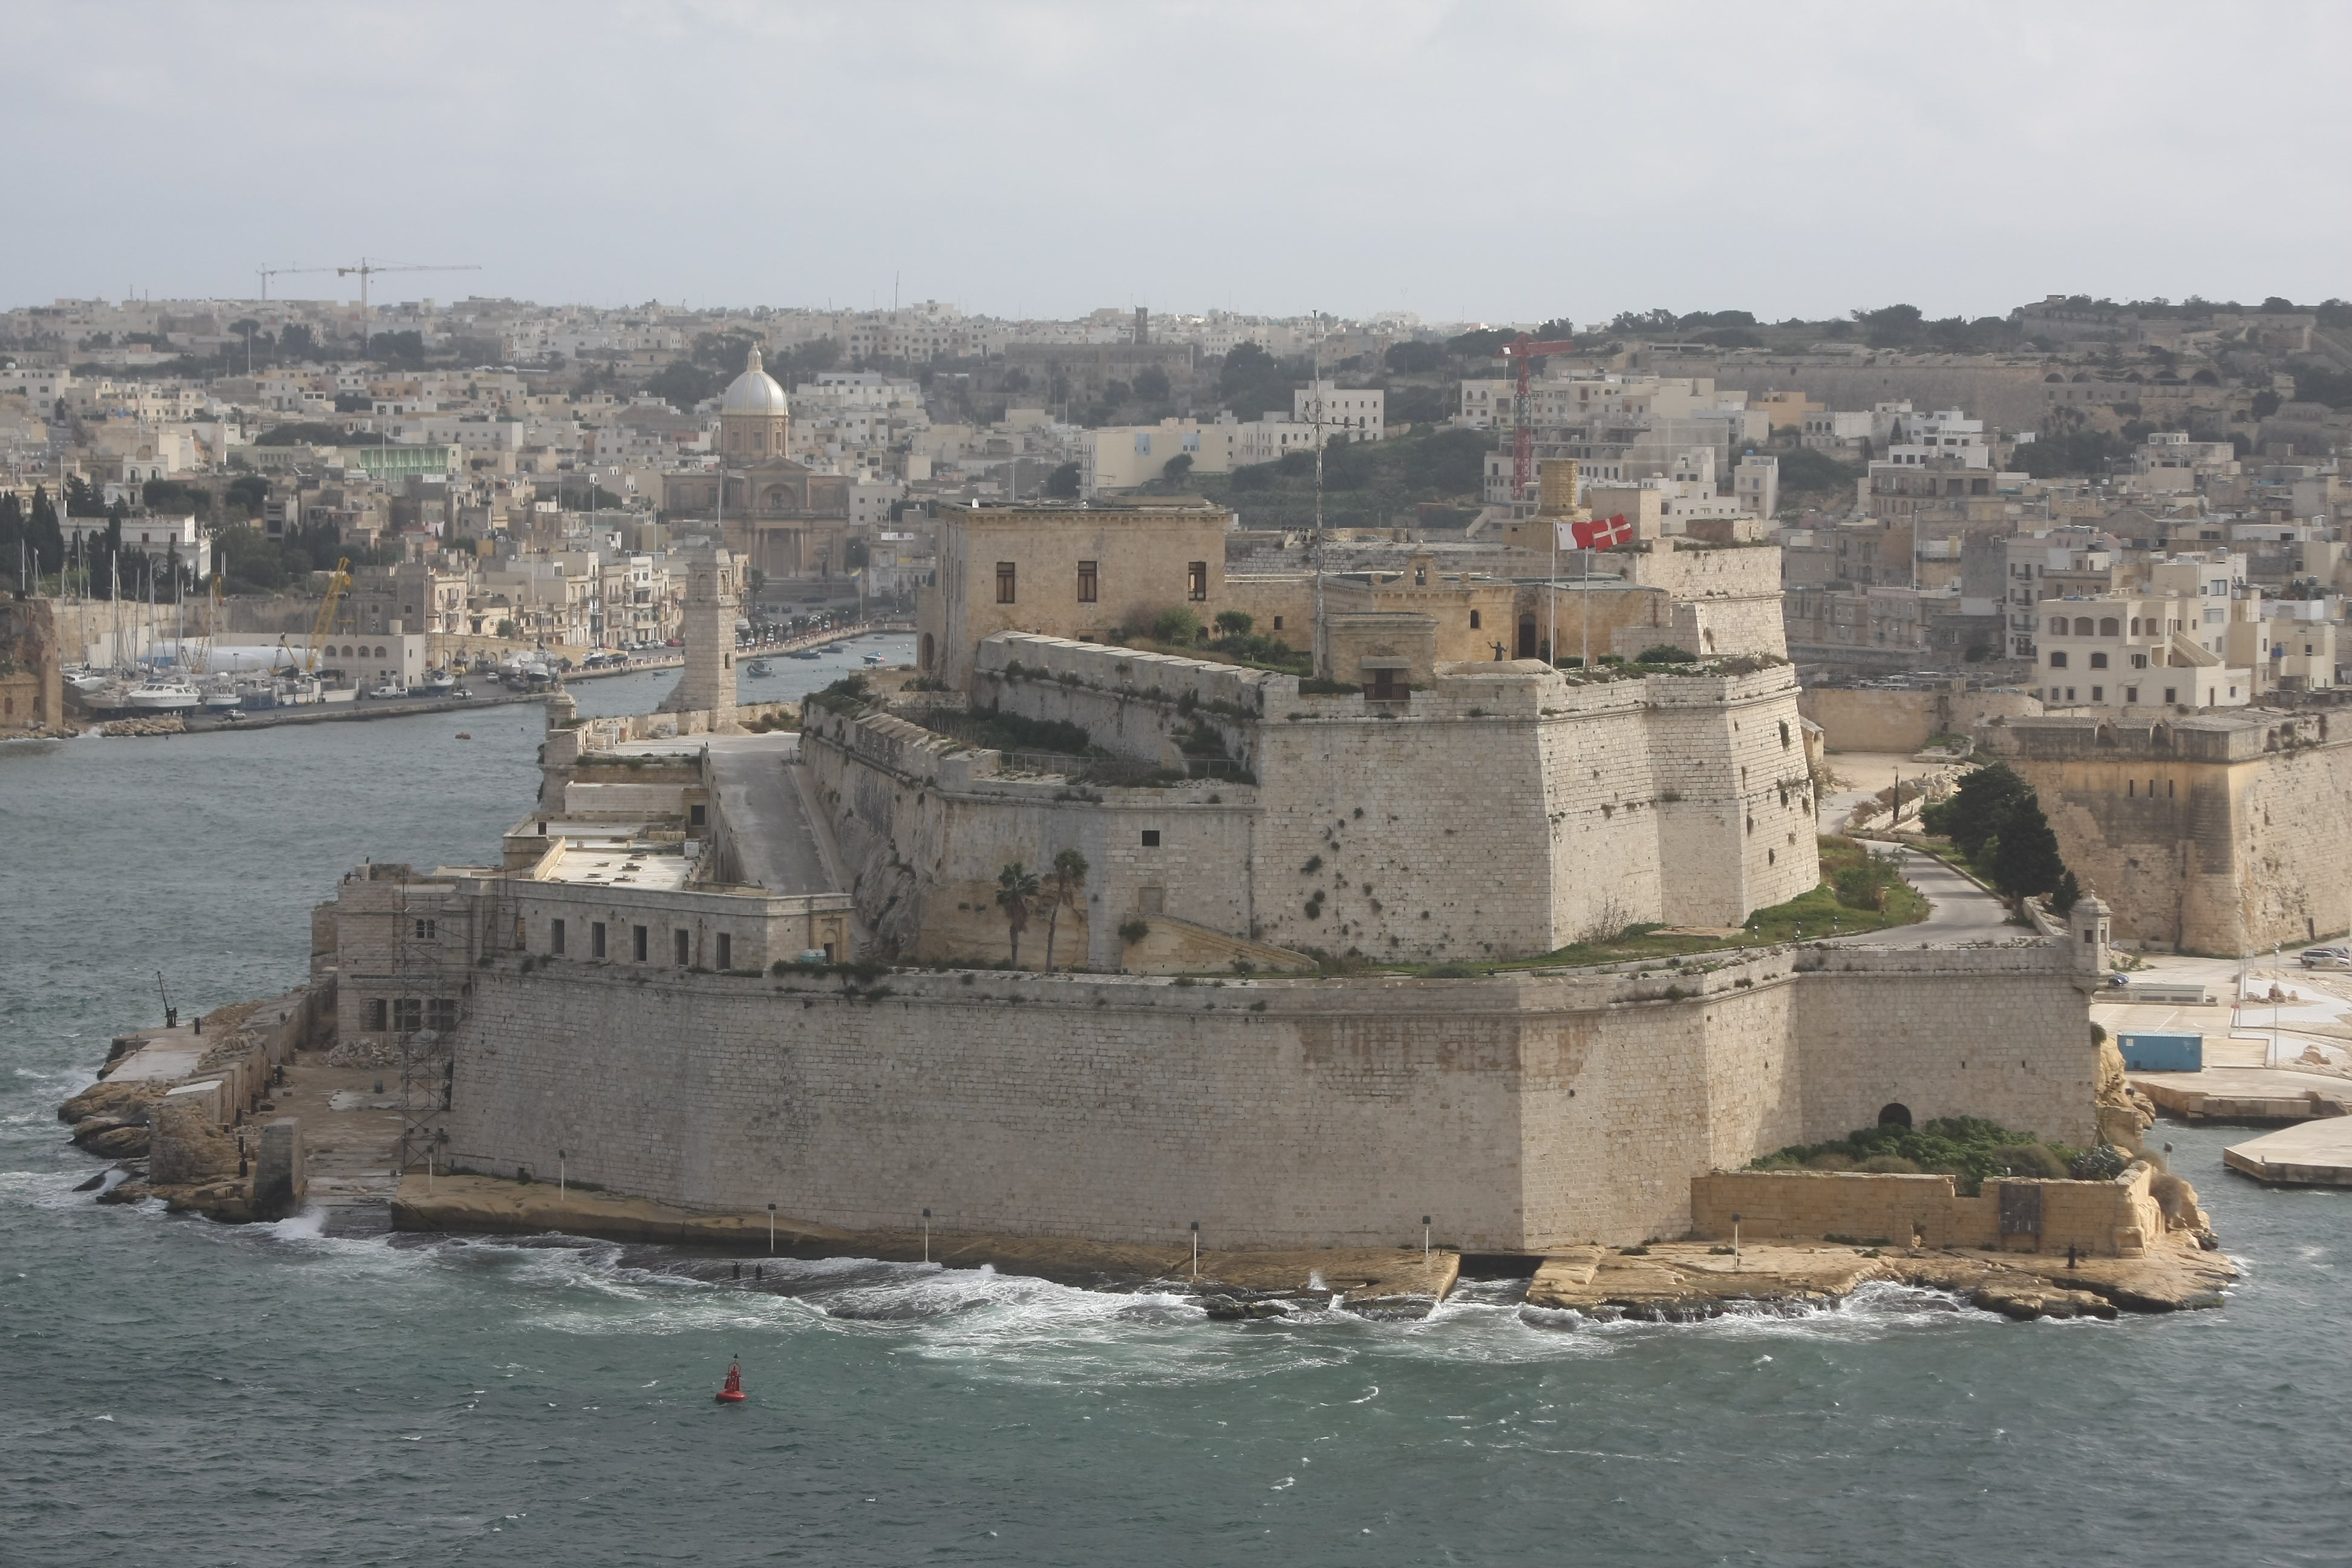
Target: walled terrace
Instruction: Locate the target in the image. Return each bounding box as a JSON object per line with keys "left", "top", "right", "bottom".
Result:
{"left": 800, "top": 633, "right": 1823, "bottom": 972}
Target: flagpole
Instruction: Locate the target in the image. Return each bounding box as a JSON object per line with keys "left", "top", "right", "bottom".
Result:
{"left": 1548, "top": 519, "right": 1557, "bottom": 667}
{"left": 1581, "top": 544, "right": 1591, "bottom": 670}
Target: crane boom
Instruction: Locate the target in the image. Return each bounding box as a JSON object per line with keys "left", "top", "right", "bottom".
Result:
{"left": 256, "top": 265, "right": 333, "bottom": 301}
{"left": 1498, "top": 335, "right": 1578, "bottom": 502}
{"left": 336, "top": 259, "right": 482, "bottom": 352}
{"left": 306, "top": 558, "right": 351, "bottom": 673}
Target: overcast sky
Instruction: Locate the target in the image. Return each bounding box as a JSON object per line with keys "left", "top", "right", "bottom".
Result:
{"left": 14, "top": 1, "right": 2349, "bottom": 326}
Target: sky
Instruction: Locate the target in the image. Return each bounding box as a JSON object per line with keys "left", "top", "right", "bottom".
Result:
{"left": 13, "top": 0, "right": 2351, "bottom": 327}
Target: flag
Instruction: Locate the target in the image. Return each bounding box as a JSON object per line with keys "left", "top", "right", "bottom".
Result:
{"left": 1570, "top": 513, "right": 1632, "bottom": 549}
{"left": 1554, "top": 520, "right": 1577, "bottom": 551}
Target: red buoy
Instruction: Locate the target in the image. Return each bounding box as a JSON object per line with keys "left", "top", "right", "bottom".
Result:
{"left": 716, "top": 1357, "right": 746, "bottom": 1403}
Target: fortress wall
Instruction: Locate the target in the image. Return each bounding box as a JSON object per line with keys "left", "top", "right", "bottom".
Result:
{"left": 1642, "top": 671, "right": 1821, "bottom": 924}
{"left": 442, "top": 942, "right": 2087, "bottom": 1250}
{"left": 1694, "top": 358, "right": 2058, "bottom": 430}
{"left": 1792, "top": 946, "right": 2096, "bottom": 1144}
{"left": 1802, "top": 685, "right": 2045, "bottom": 754}
{"left": 806, "top": 708, "right": 1254, "bottom": 968}
{"left": 2013, "top": 739, "right": 2352, "bottom": 953}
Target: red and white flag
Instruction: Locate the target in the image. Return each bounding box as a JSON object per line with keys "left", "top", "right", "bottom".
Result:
{"left": 1571, "top": 513, "right": 1632, "bottom": 549}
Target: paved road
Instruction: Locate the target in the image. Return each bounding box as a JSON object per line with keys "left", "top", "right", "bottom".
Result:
{"left": 1826, "top": 845, "right": 2015, "bottom": 946}
{"left": 702, "top": 737, "right": 836, "bottom": 895}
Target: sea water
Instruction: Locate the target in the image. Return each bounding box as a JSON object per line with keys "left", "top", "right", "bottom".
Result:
{"left": 3, "top": 638, "right": 2345, "bottom": 1566}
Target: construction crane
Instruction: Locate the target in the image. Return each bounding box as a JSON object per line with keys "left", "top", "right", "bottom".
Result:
{"left": 256, "top": 265, "right": 333, "bottom": 301}
{"left": 1498, "top": 333, "right": 1578, "bottom": 502}
{"left": 336, "top": 258, "right": 482, "bottom": 353}
{"left": 305, "top": 558, "right": 352, "bottom": 673}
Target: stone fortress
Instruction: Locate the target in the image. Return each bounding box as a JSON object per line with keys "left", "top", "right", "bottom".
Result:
{"left": 310, "top": 475, "right": 2124, "bottom": 1253}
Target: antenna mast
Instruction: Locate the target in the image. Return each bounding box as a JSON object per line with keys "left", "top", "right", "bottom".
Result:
{"left": 1310, "top": 310, "right": 1325, "bottom": 679}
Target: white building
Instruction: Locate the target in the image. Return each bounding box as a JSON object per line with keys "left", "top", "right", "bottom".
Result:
{"left": 1294, "top": 381, "right": 1385, "bottom": 442}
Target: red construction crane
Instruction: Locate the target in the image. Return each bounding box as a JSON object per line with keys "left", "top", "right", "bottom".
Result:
{"left": 1498, "top": 333, "right": 1576, "bottom": 501}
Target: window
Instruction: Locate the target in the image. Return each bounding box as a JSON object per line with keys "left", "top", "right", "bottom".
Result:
{"left": 1272, "top": 615, "right": 1284, "bottom": 631}
{"left": 675, "top": 929, "right": 690, "bottom": 966}
{"left": 552, "top": 918, "right": 566, "bottom": 955}
{"left": 393, "top": 998, "right": 423, "bottom": 1033}
{"left": 365, "top": 998, "right": 387, "bottom": 1030}
{"left": 428, "top": 998, "right": 459, "bottom": 1033}
{"left": 2091, "top": 686, "right": 2104, "bottom": 702}
{"left": 414, "top": 918, "right": 436, "bottom": 941}
{"left": 717, "top": 933, "right": 733, "bottom": 971}
{"left": 1187, "top": 561, "right": 1207, "bottom": 601}
{"left": 592, "top": 921, "right": 607, "bottom": 959}
{"left": 690, "top": 803, "right": 707, "bottom": 828}
{"left": 1469, "top": 610, "right": 1481, "bottom": 629}
{"left": 1077, "top": 561, "right": 1097, "bottom": 603}
{"left": 2049, "top": 651, "right": 2068, "bottom": 668}
{"left": 633, "top": 924, "right": 648, "bottom": 962}
{"left": 2126, "top": 686, "right": 2139, "bottom": 704}
{"left": 2089, "top": 652, "right": 2108, "bottom": 669}
{"left": 995, "top": 562, "right": 1016, "bottom": 604}
{"left": 2164, "top": 687, "right": 2178, "bottom": 704}
{"left": 2131, "top": 653, "right": 2148, "bottom": 668}
{"left": 2099, "top": 618, "right": 2119, "bottom": 636}
{"left": 2048, "top": 615, "right": 2065, "bottom": 634}
{"left": 1141, "top": 829, "right": 1161, "bottom": 847}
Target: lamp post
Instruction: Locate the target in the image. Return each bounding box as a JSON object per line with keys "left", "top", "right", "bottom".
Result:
{"left": 1422, "top": 1215, "right": 1432, "bottom": 1266}
{"left": 922, "top": 1207, "right": 931, "bottom": 1266}
{"left": 1732, "top": 1212, "right": 1742, "bottom": 1267}
{"left": 1190, "top": 1220, "right": 1200, "bottom": 1281}
{"left": 558, "top": 1148, "right": 566, "bottom": 1197}
{"left": 767, "top": 1201, "right": 776, "bottom": 1255}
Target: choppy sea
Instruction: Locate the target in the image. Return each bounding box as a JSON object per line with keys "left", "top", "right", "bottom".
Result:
{"left": 3, "top": 636, "right": 2346, "bottom": 1566}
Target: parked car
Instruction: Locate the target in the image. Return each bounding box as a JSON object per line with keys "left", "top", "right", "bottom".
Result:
{"left": 2299, "top": 947, "right": 2352, "bottom": 969}
{"left": 451, "top": 687, "right": 473, "bottom": 701}
{"left": 371, "top": 682, "right": 405, "bottom": 699}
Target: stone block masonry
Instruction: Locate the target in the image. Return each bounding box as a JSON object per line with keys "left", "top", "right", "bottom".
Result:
{"left": 442, "top": 939, "right": 2095, "bottom": 1251}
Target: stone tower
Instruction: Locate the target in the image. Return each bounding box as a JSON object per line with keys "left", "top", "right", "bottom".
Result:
{"left": 664, "top": 545, "right": 739, "bottom": 730}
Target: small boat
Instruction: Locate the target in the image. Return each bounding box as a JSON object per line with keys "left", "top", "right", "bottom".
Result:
{"left": 454, "top": 732, "right": 473, "bottom": 741}
{"left": 423, "top": 670, "right": 456, "bottom": 693}
{"left": 861, "top": 653, "right": 886, "bottom": 667}
{"left": 788, "top": 648, "right": 823, "bottom": 661}
{"left": 716, "top": 1357, "right": 746, "bottom": 1404}
{"left": 744, "top": 659, "right": 773, "bottom": 678}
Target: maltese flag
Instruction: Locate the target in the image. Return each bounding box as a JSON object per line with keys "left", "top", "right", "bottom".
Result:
{"left": 1571, "top": 513, "right": 1633, "bottom": 549}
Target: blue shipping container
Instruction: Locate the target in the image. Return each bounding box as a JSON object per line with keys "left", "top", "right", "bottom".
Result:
{"left": 2117, "top": 1031, "right": 2203, "bottom": 1072}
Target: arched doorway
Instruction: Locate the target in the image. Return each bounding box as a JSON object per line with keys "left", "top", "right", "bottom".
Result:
{"left": 1878, "top": 1102, "right": 1912, "bottom": 1129}
{"left": 1516, "top": 613, "right": 1538, "bottom": 659}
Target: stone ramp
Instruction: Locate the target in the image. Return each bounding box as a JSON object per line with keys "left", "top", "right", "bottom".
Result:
{"left": 706, "top": 741, "right": 835, "bottom": 895}
{"left": 2224, "top": 1119, "right": 2352, "bottom": 1186}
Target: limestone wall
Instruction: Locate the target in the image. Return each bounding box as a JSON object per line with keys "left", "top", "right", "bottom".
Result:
{"left": 440, "top": 939, "right": 2091, "bottom": 1250}
{"left": 1691, "top": 1166, "right": 2164, "bottom": 1258}
{"left": 1802, "top": 685, "right": 2043, "bottom": 754}
{"left": 2004, "top": 719, "right": 2352, "bottom": 953}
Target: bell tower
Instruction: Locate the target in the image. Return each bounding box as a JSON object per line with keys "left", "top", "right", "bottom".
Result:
{"left": 664, "top": 545, "right": 739, "bottom": 730}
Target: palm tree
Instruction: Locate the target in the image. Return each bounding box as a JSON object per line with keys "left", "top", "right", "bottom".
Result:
{"left": 995, "top": 861, "right": 1041, "bottom": 967}
{"left": 1042, "top": 848, "right": 1089, "bottom": 971}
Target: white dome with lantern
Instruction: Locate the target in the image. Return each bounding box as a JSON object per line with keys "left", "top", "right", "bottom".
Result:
{"left": 720, "top": 345, "right": 788, "bottom": 414}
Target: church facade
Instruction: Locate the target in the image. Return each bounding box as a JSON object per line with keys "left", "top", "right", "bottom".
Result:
{"left": 659, "top": 345, "right": 855, "bottom": 582}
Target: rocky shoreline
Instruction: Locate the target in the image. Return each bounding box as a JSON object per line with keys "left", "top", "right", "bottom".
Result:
{"left": 390, "top": 1174, "right": 2235, "bottom": 1322}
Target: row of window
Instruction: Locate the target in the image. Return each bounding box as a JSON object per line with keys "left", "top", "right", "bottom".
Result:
{"left": 995, "top": 561, "right": 1208, "bottom": 606}
{"left": 2047, "top": 684, "right": 2185, "bottom": 705}
{"left": 362, "top": 997, "right": 460, "bottom": 1033}
{"left": 2048, "top": 650, "right": 2148, "bottom": 670}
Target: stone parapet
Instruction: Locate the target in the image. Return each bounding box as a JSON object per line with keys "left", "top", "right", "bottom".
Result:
{"left": 1692, "top": 1166, "right": 2167, "bottom": 1259}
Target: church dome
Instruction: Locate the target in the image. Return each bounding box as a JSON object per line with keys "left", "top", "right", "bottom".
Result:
{"left": 720, "top": 345, "right": 788, "bottom": 414}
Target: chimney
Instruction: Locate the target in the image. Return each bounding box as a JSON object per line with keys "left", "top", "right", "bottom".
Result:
{"left": 1134, "top": 307, "right": 1149, "bottom": 346}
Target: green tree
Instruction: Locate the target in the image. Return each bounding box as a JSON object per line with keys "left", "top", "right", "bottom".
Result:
{"left": 1214, "top": 609, "right": 1254, "bottom": 636}
{"left": 645, "top": 359, "right": 724, "bottom": 411}
{"left": 995, "top": 862, "right": 1042, "bottom": 967}
{"left": 1152, "top": 606, "right": 1203, "bottom": 643}
{"left": 1042, "top": 848, "right": 1089, "bottom": 972}
{"left": 1044, "top": 462, "right": 1081, "bottom": 498}
{"left": 1161, "top": 453, "right": 1194, "bottom": 487}
{"left": 1132, "top": 365, "right": 1171, "bottom": 402}
{"left": 1990, "top": 804, "right": 2066, "bottom": 901}
{"left": 1935, "top": 762, "right": 2034, "bottom": 857}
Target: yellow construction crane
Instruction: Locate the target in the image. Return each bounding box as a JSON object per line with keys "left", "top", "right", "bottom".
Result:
{"left": 306, "top": 558, "right": 351, "bottom": 672}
